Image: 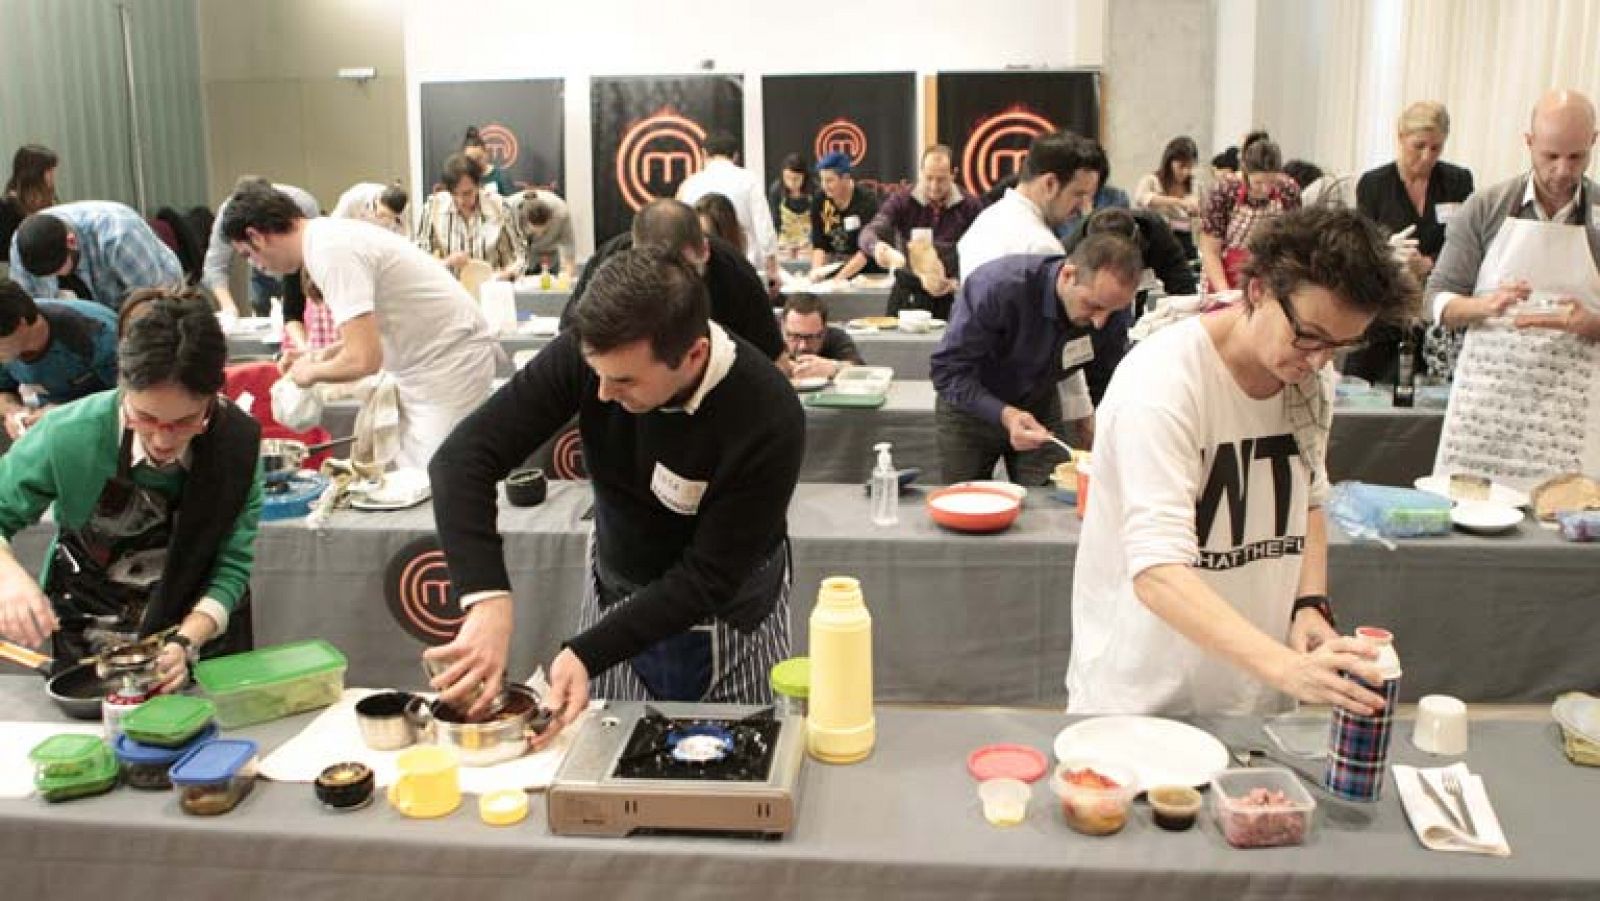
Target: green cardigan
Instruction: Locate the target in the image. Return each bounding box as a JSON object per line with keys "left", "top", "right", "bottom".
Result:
{"left": 0, "top": 390, "right": 262, "bottom": 613}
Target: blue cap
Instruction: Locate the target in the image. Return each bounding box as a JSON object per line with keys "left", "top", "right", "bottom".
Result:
{"left": 169, "top": 738, "right": 258, "bottom": 785}
{"left": 816, "top": 151, "right": 853, "bottom": 175}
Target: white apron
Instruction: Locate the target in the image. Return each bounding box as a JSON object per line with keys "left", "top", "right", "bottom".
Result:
{"left": 1433, "top": 215, "right": 1600, "bottom": 493}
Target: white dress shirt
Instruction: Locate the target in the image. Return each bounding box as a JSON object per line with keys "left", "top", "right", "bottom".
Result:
{"left": 677, "top": 158, "right": 778, "bottom": 271}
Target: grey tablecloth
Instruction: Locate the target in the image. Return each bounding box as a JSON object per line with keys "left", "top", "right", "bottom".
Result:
{"left": 9, "top": 483, "right": 1596, "bottom": 706}
{"left": 1, "top": 677, "right": 1595, "bottom": 901}
{"left": 777, "top": 286, "right": 894, "bottom": 321}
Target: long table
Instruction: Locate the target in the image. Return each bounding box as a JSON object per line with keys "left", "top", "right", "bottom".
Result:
{"left": 2, "top": 678, "right": 1594, "bottom": 900}
{"left": 9, "top": 483, "right": 1595, "bottom": 706}
{"left": 312, "top": 381, "right": 1444, "bottom": 486}
{"left": 515, "top": 285, "right": 895, "bottom": 323}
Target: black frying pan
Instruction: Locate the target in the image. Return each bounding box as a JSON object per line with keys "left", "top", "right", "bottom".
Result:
{"left": 0, "top": 639, "right": 108, "bottom": 720}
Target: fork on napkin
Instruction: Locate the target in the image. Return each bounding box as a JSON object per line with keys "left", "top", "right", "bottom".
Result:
{"left": 1393, "top": 763, "right": 1511, "bottom": 857}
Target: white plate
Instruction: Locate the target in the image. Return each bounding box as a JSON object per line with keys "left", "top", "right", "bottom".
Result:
{"left": 928, "top": 318, "right": 947, "bottom": 330}
{"left": 928, "top": 491, "right": 1018, "bottom": 516}
{"left": 1052, "top": 716, "right": 1229, "bottom": 792}
{"left": 844, "top": 325, "right": 880, "bottom": 336}
{"left": 1413, "top": 475, "right": 1530, "bottom": 509}
{"left": 1450, "top": 500, "right": 1524, "bottom": 534}
{"left": 950, "top": 480, "right": 1027, "bottom": 503}
{"left": 791, "top": 377, "right": 828, "bottom": 392}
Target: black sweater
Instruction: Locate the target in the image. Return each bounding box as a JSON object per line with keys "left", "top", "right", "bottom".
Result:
{"left": 429, "top": 329, "right": 805, "bottom": 675}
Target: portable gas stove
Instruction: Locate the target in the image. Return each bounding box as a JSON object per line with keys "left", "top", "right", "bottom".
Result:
{"left": 547, "top": 701, "right": 804, "bottom": 838}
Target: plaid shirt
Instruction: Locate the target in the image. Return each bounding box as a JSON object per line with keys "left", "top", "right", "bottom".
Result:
{"left": 414, "top": 188, "right": 523, "bottom": 273}
{"left": 7, "top": 201, "right": 182, "bottom": 309}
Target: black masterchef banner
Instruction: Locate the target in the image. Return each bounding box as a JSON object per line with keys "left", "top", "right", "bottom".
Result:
{"left": 761, "top": 72, "right": 917, "bottom": 199}
{"left": 419, "top": 79, "right": 565, "bottom": 194}
{"left": 935, "top": 71, "right": 1101, "bottom": 199}
{"left": 591, "top": 74, "right": 744, "bottom": 243}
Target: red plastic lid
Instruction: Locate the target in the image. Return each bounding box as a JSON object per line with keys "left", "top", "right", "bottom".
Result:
{"left": 1355, "top": 626, "right": 1393, "bottom": 644}
{"left": 966, "top": 743, "right": 1048, "bottom": 783}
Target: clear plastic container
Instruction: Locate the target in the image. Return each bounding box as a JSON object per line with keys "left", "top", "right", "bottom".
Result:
{"left": 29, "top": 733, "right": 113, "bottom": 781}
{"left": 193, "top": 640, "right": 346, "bottom": 728}
{"left": 35, "top": 751, "right": 120, "bottom": 802}
{"left": 114, "top": 723, "right": 220, "bottom": 790}
{"left": 170, "top": 739, "right": 259, "bottom": 816}
{"left": 769, "top": 657, "right": 810, "bottom": 718}
{"left": 1050, "top": 759, "right": 1136, "bottom": 836}
{"left": 120, "top": 694, "right": 215, "bottom": 748}
{"left": 1211, "top": 768, "right": 1316, "bottom": 848}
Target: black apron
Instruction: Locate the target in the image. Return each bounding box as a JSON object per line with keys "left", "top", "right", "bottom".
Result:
{"left": 46, "top": 432, "right": 173, "bottom": 664}
{"left": 885, "top": 268, "right": 956, "bottom": 320}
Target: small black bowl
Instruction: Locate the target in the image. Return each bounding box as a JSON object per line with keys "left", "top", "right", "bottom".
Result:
{"left": 315, "top": 762, "right": 375, "bottom": 811}
{"left": 506, "top": 468, "right": 548, "bottom": 507}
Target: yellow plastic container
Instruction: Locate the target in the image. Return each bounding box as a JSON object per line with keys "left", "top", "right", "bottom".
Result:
{"left": 806, "top": 576, "right": 875, "bottom": 764}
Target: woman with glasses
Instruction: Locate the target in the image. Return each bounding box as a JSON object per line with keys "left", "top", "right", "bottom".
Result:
{"left": 1066, "top": 208, "right": 1416, "bottom": 716}
{"left": 0, "top": 286, "right": 261, "bottom": 691}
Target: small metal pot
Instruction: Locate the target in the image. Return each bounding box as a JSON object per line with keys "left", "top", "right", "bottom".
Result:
{"left": 354, "top": 691, "right": 424, "bottom": 751}
{"left": 409, "top": 684, "right": 551, "bottom": 768}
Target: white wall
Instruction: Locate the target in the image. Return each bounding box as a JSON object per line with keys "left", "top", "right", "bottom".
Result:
{"left": 403, "top": 0, "right": 1108, "bottom": 255}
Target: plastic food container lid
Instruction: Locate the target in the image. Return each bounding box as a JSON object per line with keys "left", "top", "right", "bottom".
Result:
{"left": 479, "top": 789, "right": 529, "bottom": 826}
{"left": 169, "top": 738, "right": 259, "bottom": 785}
{"left": 114, "top": 723, "right": 220, "bottom": 765}
{"left": 121, "top": 694, "right": 215, "bottom": 744}
{"left": 193, "top": 640, "right": 347, "bottom": 693}
{"left": 35, "top": 750, "right": 119, "bottom": 791}
{"left": 770, "top": 657, "right": 811, "bottom": 699}
{"left": 29, "top": 733, "right": 108, "bottom": 769}
{"left": 967, "top": 743, "right": 1049, "bottom": 783}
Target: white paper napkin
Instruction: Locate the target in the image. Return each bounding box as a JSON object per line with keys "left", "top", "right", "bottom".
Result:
{"left": 258, "top": 688, "right": 593, "bottom": 795}
{"left": 0, "top": 722, "right": 104, "bottom": 800}
{"left": 1393, "top": 763, "right": 1511, "bottom": 857}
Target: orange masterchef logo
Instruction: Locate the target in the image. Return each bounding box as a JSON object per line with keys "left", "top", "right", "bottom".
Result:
{"left": 384, "top": 536, "right": 465, "bottom": 645}
{"left": 479, "top": 122, "right": 520, "bottom": 169}
{"left": 814, "top": 118, "right": 868, "bottom": 168}
{"left": 960, "top": 108, "right": 1057, "bottom": 196}
{"left": 616, "top": 107, "right": 708, "bottom": 211}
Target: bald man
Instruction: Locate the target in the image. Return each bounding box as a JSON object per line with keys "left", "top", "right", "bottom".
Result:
{"left": 1427, "top": 89, "right": 1600, "bottom": 490}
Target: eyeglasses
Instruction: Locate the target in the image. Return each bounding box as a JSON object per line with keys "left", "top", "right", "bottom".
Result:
{"left": 1277, "top": 296, "right": 1368, "bottom": 354}
{"left": 123, "top": 397, "right": 214, "bottom": 435}
{"left": 785, "top": 329, "right": 826, "bottom": 343}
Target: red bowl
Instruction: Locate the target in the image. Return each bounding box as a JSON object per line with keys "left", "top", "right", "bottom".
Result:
{"left": 926, "top": 486, "right": 1023, "bottom": 533}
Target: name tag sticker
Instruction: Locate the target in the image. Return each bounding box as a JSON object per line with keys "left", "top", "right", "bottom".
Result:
{"left": 844, "top": 215, "right": 862, "bottom": 231}
{"left": 1435, "top": 203, "right": 1460, "bottom": 224}
{"left": 651, "top": 462, "right": 708, "bottom": 516}
{"left": 1061, "top": 336, "right": 1095, "bottom": 370}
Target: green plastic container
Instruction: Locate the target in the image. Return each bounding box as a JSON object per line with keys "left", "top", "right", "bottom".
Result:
{"left": 29, "top": 733, "right": 113, "bottom": 780}
{"left": 35, "top": 749, "right": 120, "bottom": 802}
{"left": 121, "top": 694, "right": 216, "bottom": 748}
{"left": 192, "top": 640, "right": 347, "bottom": 728}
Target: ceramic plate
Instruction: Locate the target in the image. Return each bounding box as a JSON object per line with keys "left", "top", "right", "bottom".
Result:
{"left": 1450, "top": 500, "right": 1524, "bottom": 534}
{"left": 1052, "top": 716, "right": 1229, "bottom": 792}
{"left": 1413, "top": 475, "right": 1530, "bottom": 509}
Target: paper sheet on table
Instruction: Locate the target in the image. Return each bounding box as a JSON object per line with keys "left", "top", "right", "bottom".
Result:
{"left": 1393, "top": 763, "right": 1512, "bottom": 857}
{"left": 258, "top": 688, "right": 595, "bottom": 794}
{"left": 0, "top": 722, "right": 104, "bottom": 799}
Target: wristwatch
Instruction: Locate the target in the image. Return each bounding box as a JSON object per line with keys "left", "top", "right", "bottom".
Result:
{"left": 1292, "top": 594, "right": 1336, "bottom": 629}
{"left": 165, "top": 633, "right": 199, "bottom": 666}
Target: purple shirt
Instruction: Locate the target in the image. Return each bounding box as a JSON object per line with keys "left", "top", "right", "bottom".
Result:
{"left": 931, "top": 254, "right": 1090, "bottom": 424}
{"left": 859, "top": 185, "right": 985, "bottom": 275}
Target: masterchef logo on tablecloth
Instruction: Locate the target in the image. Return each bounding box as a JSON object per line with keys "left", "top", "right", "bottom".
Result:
{"left": 384, "top": 536, "right": 463, "bottom": 645}
{"left": 960, "top": 108, "right": 1056, "bottom": 196}
{"left": 616, "top": 108, "right": 707, "bottom": 212}
{"left": 551, "top": 426, "right": 588, "bottom": 481}
{"left": 814, "top": 118, "right": 868, "bottom": 168}
{"left": 478, "top": 122, "right": 520, "bottom": 169}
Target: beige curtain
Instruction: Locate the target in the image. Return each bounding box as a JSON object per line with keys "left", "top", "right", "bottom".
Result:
{"left": 1396, "top": 0, "right": 1600, "bottom": 187}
